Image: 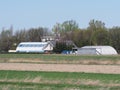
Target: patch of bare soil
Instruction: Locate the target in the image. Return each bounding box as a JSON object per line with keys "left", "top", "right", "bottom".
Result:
{"left": 0, "top": 63, "right": 120, "bottom": 74}
{"left": 4, "top": 58, "right": 120, "bottom": 65}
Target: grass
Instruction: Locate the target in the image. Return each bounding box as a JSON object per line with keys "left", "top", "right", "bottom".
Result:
{"left": 0, "top": 70, "right": 120, "bottom": 90}
{"left": 0, "top": 53, "right": 120, "bottom": 60}
{"left": 0, "top": 54, "right": 120, "bottom": 65}
{"left": 0, "top": 54, "right": 120, "bottom": 89}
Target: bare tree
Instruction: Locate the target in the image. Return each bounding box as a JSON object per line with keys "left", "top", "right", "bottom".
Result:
{"left": 0, "top": 29, "right": 13, "bottom": 52}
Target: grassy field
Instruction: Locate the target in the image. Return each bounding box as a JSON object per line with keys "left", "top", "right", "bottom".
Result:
{"left": 0, "top": 54, "right": 120, "bottom": 90}
{"left": 0, "top": 53, "right": 120, "bottom": 65}
{"left": 0, "top": 53, "right": 120, "bottom": 60}
{"left": 0, "top": 70, "right": 120, "bottom": 90}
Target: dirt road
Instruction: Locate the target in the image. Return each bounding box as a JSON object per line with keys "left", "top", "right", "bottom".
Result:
{"left": 0, "top": 63, "right": 120, "bottom": 74}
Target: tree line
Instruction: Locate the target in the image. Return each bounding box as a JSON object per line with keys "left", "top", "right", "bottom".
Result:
{"left": 0, "top": 27, "right": 51, "bottom": 52}
{"left": 0, "top": 19, "right": 120, "bottom": 53}
{"left": 52, "top": 19, "right": 120, "bottom": 53}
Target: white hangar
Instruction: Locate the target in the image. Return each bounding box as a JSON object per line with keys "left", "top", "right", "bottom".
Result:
{"left": 16, "top": 42, "right": 53, "bottom": 53}
{"left": 77, "top": 46, "right": 118, "bottom": 55}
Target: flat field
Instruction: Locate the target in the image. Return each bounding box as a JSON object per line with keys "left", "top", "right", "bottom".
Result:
{"left": 0, "top": 54, "right": 120, "bottom": 90}
{"left": 0, "top": 54, "right": 120, "bottom": 65}
{"left": 0, "top": 70, "right": 120, "bottom": 90}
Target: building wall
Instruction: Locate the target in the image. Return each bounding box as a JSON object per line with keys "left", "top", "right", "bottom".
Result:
{"left": 44, "top": 44, "right": 53, "bottom": 51}
{"left": 77, "top": 48, "right": 97, "bottom": 55}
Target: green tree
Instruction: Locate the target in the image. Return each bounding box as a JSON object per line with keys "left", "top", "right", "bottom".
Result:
{"left": 53, "top": 42, "right": 66, "bottom": 53}
{"left": 61, "top": 20, "right": 79, "bottom": 41}
{"left": 61, "top": 20, "right": 79, "bottom": 32}
{"left": 91, "top": 29, "right": 110, "bottom": 45}
{"left": 109, "top": 27, "right": 120, "bottom": 53}
{"left": 72, "top": 29, "right": 92, "bottom": 47}
{"left": 53, "top": 41, "right": 73, "bottom": 53}
{"left": 88, "top": 19, "right": 106, "bottom": 31}
{"left": 52, "top": 20, "right": 79, "bottom": 41}
{"left": 87, "top": 19, "right": 108, "bottom": 45}
{"left": 52, "top": 23, "right": 61, "bottom": 39}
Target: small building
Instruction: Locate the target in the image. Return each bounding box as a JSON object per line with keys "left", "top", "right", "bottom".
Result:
{"left": 8, "top": 50, "right": 16, "bottom": 53}
{"left": 16, "top": 42, "right": 54, "bottom": 53}
{"left": 41, "top": 35, "right": 55, "bottom": 42}
{"left": 77, "top": 46, "right": 118, "bottom": 55}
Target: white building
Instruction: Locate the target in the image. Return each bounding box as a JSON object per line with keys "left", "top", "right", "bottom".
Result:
{"left": 41, "top": 36, "right": 55, "bottom": 42}
{"left": 16, "top": 42, "right": 53, "bottom": 53}
{"left": 77, "top": 46, "right": 118, "bottom": 55}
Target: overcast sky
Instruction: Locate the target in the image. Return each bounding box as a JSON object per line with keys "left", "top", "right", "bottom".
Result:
{"left": 0, "top": 0, "right": 120, "bottom": 30}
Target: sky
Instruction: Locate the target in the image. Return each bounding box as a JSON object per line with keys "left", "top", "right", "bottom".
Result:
{"left": 0, "top": 0, "right": 120, "bottom": 31}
